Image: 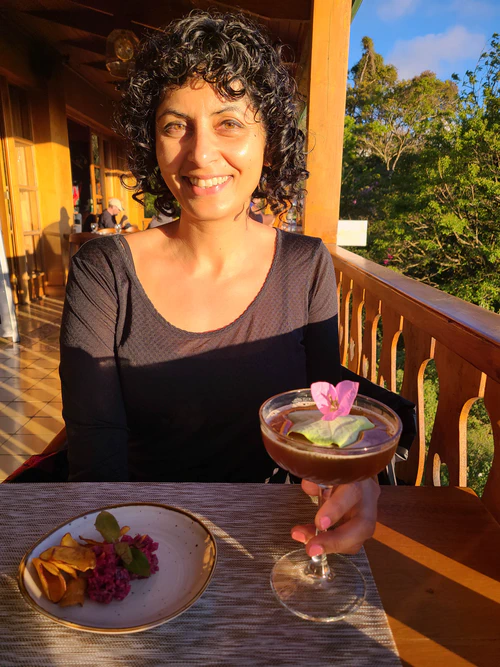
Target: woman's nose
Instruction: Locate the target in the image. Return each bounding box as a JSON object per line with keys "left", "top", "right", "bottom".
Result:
{"left": 188, "top": 127, "right": 219, "bottom": 166}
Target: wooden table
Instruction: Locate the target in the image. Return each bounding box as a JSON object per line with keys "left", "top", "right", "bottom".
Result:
{"left": 368, "top": 486, "right": 500, "bottom": 667}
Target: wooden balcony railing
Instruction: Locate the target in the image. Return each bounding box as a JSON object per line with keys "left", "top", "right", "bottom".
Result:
{"left": 328, "top": 245, "right": 500, "bottom": 523}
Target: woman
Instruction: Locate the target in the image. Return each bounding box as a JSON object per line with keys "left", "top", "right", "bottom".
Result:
{"left": 60, "top": 11, "right": 379, "bottom": 557}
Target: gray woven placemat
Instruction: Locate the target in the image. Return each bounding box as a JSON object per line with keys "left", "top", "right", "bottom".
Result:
{"left": 0, "top": 483, "right": 400, "bottom": 666}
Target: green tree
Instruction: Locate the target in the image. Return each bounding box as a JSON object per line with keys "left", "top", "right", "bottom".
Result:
{"left": 342, "top": 34, "right": 500, "bottom": 312}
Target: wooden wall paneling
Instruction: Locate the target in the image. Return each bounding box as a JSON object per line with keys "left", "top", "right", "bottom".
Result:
{"left": 425, "top": 342, "right": 486, "bottom": 487}
{"left": 361, "top": 290, "right": 381, "bottom": 382}
{"left": 339, "top": 272, "right": 352, "bottom": 367}
{"left": 347, "top": 282, "right": 364, "bottom": 374}
{"left": 397, "top": 320, "right": 435, "bottom": 486}
{"left": 481, "top": 377, "right": 500, "bottom": 524}
{"left": 377, "top": 303, "right": 403, "bottom": 392}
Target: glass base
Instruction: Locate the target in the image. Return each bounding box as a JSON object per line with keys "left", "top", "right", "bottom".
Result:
{"left": 271, "top": 548, "right": 366, "bottom": 622}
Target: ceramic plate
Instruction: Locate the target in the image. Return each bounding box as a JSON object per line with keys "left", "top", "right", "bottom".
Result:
{"left": 18, "top": 503, "right": 217, "bottom": 633}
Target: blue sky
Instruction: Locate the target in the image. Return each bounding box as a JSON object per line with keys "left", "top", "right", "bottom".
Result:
{"left": 349, "top": 0, "right": 500, "bottom": 82}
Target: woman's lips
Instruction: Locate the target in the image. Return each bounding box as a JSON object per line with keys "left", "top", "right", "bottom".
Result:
{"left": 183, "top": 176, "right": 232, "bottom": 196}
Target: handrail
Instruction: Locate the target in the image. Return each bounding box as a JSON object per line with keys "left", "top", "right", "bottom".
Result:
{"left": 327, "top": 245, "right": 500, "bottom": 524}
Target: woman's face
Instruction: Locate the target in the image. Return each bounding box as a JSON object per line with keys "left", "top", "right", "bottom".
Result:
{"left": 155, "top": 79, "right": 266, "bottom": 224}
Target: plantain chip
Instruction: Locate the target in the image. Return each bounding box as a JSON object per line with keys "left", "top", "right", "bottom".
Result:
{"left": 119, "top": 525, "right": 130, "bottom": 536}
{"left": 33, "top": 557, "right": 67, "bottom": 603}
{"left": 39, "top": 545, "right": 96, "bottom": 571}
{"left": 50, "top": 561, "right": 78, "bottom": 579}
{"left": 60, "top": 532, "right": 80, "bottom": 548}
{"left": 38, "top": 560, "right": 60, "bottom": 577}
{"left": 59, "top": 576, "right": 86, "bottom": 607}
{"left": 79, "top": 537, "right": 104, "bottom": 546}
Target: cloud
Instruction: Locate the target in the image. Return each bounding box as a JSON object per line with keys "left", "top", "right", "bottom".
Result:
{"left": 387, "top": 25, "right": 486, "bottom": 79}
{"left": 377, "top": 0, "right": 421, "bottom": 21}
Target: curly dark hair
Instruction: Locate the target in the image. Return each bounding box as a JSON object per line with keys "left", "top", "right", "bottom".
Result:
{"left": 115, "top": 10, "right": 308, "bottom": 218}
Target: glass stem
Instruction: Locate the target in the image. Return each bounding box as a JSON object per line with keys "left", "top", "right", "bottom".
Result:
{"left": 306, "top": 485, "right": 333, "bottom": 580}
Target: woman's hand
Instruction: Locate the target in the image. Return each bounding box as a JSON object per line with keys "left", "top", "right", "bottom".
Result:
{"left": 291, "top": 478, "right": 380, "bottom": 557}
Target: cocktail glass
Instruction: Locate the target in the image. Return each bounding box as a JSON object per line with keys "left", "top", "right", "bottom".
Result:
{"left": 259, "top": 389, "right": 402, "bottom": 622}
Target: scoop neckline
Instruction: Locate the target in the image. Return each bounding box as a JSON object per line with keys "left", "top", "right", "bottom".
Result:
{"left": 116, "top": 228, "right": 282, "bottom": 338}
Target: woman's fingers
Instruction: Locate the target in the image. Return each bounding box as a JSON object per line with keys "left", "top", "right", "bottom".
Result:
{"left": 305, "top": 516, "right": 376, "bottom": 556}
{"left": 293, "top": 478, "right": 381, "bottom": 555}
{"left": 301, "top": 479, "right": 320, "bottom": 497}
{"left": 291, "top": 523, "right": 316, "bottom": 544}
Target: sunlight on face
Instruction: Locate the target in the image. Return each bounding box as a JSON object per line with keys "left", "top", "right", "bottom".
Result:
{"left": 155, "top": 79, "right": 266, "bottom": 224}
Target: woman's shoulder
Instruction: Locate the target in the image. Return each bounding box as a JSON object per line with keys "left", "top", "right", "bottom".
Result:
{"left": 277, "top": 229, "right": 326, "bottom": 267}
{"left": 72, "top": 233, "right": 123, "bottom": 265}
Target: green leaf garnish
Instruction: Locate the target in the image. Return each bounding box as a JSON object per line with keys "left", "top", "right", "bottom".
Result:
{"left": 114, "top": 541, "right": 133, "bottom": 565}
{"left": 95, "top": 511, "right": 121, "bottom": 543}
{"left": 123, "top": 546, "right": 151, "bottom": 577}
{"left": 289, "top": 415, "right": 375, "bottom": 447}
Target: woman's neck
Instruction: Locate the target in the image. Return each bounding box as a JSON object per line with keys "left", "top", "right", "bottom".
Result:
{"left": 167, "top": 209, "right": 263, "bottom": 278}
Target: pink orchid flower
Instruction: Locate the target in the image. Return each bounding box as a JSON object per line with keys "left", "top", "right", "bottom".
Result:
{"left": 311, "top": 381, "right": 359, "bottom": 421}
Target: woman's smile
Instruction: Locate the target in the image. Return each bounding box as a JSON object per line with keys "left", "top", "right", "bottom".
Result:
{"left": 155, "top": 80, "right": 266, "bottom": 223}
{"left": 183, "top": 174, "right": 233, "bottom": 196}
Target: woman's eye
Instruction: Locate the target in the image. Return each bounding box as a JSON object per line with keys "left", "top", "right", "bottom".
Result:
{"left": 220, "top": 119, "right": 243, "bottom": 131}
{"left": 164, "top": 123, "right": 186, "bottom": 136}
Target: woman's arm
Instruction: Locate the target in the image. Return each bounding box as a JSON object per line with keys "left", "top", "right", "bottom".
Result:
{"left": 60, "top": 240, "right": 129, "bottom": 481}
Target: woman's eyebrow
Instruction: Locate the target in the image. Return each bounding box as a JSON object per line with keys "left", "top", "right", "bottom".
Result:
{"left": 211, "top": 105, "right": 244, "bottom": 116}
{"left": 157, "top": 108, "right": 189, "bottom": 121}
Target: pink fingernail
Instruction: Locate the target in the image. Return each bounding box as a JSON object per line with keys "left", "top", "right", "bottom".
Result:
{"left": 292, "top": 530, "right": 306, "bottom": 544}
{"left": 319, "top": 517, "right": 331, "bottom": 530}
{"left": 308, "top": 544, "right": 324, "bottom": 557}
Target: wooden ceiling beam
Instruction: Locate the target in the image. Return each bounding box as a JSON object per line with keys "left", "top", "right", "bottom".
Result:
{"left": 60, "top": 37, "right": 106, "bottom": 55}
{"left": 81, "top": 60, "right": 108, "bottom": 71}
{"left": 67, "top": 1, "right": 115, "bottom": 15}
{"left": 27, "top": 10, "right": 118, "bottom": 38}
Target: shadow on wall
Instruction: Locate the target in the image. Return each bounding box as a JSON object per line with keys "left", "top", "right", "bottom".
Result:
{"left": 41, "top": 207, "right": 72, "bottom": 288}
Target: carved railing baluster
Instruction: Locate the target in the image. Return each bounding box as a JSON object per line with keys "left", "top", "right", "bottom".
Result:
{"left": 397, "top": 321, "right": 435, "bottom": 485}
{"left": 361, "top": 291, "right": 381, "bottom": 382}
{"left": 348, "top": 283, "right": 364, "bottom": 374}
{"left": 425, "top": 343, "right": 486, "bottom": 487}
{"left": 377, "top": 303, "right": 403, "bottom": 392}
{"left": 482, "top": 378, "right": 500, "bottom": 524}
{"left": 339, "top": 273, "right": 352, "bottom": 367}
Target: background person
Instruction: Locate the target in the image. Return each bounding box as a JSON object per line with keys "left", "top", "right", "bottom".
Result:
{"left": 99, "top": 197, "right": 129, "bottom": 230}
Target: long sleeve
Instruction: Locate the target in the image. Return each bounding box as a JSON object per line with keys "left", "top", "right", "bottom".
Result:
{"left": 60, "top": 239, "right": 129, "bottom": 481}
{"left": 304, "top": 242, "right": 342, "bottom": 386}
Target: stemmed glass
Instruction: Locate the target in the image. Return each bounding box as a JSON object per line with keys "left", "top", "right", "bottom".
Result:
{"left": 259, "top": 388, "right": 402, "bottom": 622}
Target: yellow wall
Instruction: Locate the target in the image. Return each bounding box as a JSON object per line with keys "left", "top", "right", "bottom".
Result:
{"left": 32, "top": 62, "right": 73, "bottom": 289}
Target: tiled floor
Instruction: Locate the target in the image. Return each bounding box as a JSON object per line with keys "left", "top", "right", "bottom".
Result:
{"left": 0, "top": 297, "right": 63, "bottom": 481}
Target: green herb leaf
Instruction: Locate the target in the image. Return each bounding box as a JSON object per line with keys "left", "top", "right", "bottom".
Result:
{"left": 94, "top": 511, "right": 121, "bottom": 543}
{"left": 114, "top": 541, "right": 133, "bottom": 565}
{"left": 289, "top": 415, "right": 375, "bottom": 447}
{"left": 123, "top": 546, "right": 151, "bottom": 577}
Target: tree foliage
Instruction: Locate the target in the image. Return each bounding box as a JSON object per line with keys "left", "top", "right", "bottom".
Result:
{"left": 342, "top": 34, "right": 500, "bottom": 312}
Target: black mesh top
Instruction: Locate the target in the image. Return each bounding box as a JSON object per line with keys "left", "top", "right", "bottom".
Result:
{"left": 60, "top": 230, "right": 341, "bottom": 482}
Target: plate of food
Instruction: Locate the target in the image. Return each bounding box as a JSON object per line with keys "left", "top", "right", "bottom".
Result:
{"left": 18, "top": 503, "right": 217, "bottom": 633}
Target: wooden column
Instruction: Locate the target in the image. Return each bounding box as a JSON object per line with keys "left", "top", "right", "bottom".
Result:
{"left": 303, "top": 0, "right": 352, "bottom": 243}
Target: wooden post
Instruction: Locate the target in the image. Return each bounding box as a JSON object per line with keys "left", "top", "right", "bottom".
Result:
{"left": 303, "top": 0, "right": 352, "bottom": 243}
